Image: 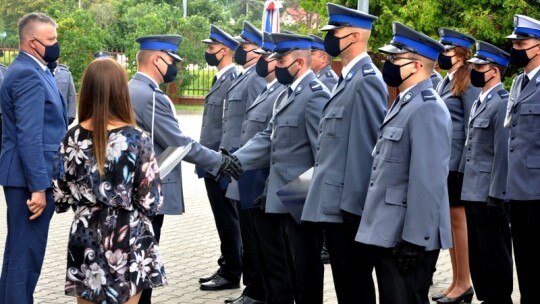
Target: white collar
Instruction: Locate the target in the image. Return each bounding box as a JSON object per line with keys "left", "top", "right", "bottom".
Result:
{"left": 267, "top": 78, "right": 278, "bottom": 89}
{"left": 290, "top": 70, "right": 311, "bottom": 92}
{"left": 216, "top": 63, "right": 236, "bottom": 80}
{"left": 136, "top": 71, "right": 160, "bottom": 89}
{"left": 479, "top": 83, "right": 500, "bottom": 102}
{"left": 340, "top": 52, "right": 369, "bottom": 79}
{"left": 525, "top": 65, "right": 540, "bottom": 80}
{"left": 22, "top": 51, "right": 47, "bottom": 71}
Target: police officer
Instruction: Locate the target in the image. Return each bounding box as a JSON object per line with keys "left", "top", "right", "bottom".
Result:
{"left": 51, "top": 62, "right": 77, "bottom": 125}
{"left": 309, "top": 34, "right": 338, "bottom": 91}
{"left": 431, "top": 69, "right": 443, "bottom": 88}
{"left": 127, "top": 35, "right": 242, "bottom": 304}
{"left": 460, "top": 41, "right": 513, "bottom": 304}
{"left": 301, "top": 4, "right": 388, "bottom": 304}
{"left": 434, "top": 28, "right": 479, "bottom": 302}
{"left": 234, "top": 32, "right": 330, "bottom": 304}
{"left": 198, "top": 21, "right": 266, "bottom": 291}
{"left": 356, "top": 22, "right": 452, "bottom": 304}
{"left": 224, "top": 31, "right": 286, "bottom": 304}
{"left": 504, "top": 14, "right": 540, "bottom": 304}
{"left": 196, "top": 24, "right": 240, "bottom": 288}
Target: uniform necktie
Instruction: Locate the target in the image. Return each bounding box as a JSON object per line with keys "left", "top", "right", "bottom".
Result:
{"left": 337, "top": 75, "right": 344, "bottom": 87}
{"left": 287, "top": 87, "right": 293, "bottom": 98}
{"left": 474, "top": 99, "right": 482, "bottom": 114}
{"left": 438, "top": 76, "right": 450, "bottom": 94}
{"left": 521, "top": 75, "right": 529, "bottom": 91}
{"left": 389, "top": 95, "right": 400, "bottom": 113}
{"left": 212, "top": 75, "right": 217, "bottom": 86}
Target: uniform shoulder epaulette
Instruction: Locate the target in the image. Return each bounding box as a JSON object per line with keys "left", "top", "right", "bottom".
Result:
{"left": 309, "top": 80, "right": 323, "bottom": 91}
{"left": 58, "top": 64, "right": 69, "bottom": 71}
{"left": 498, "top": 89, "right": 509, "bottom": 98}
{"left": 0, "top": 63, "right": 6, "bottom": 68}
{"left": 230, "top": 71, "right": 238, "bottom": 80}
{"left": 325, "top": 70, "right": 334, "bottom": 77}
{"left": 362, "top": 64, "right": 375, "bottom": 76}
{"left": 421, "top": 90, "right": 437, "bottom": 102}
{"left": 148, "top": 83, "right": 164, "bottom": 94}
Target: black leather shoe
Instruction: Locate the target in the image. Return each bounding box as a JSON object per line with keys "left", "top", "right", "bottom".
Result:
{"left": 226, "top": 295, "right": 265, "bottom": 304}
{"left": 432, "top": 293, "right": 447, "bottom": 301}
{"left": 200, "top": 275, "right": 240, "bottom": 291}
{"left": 437, "top": 287, "right": 474, "bottom": 304}
{"left": 225, "top": 294, "right": 243, "bottom": 304}
{"left": 199, "top": 271, "right": 218, "bottom": 283}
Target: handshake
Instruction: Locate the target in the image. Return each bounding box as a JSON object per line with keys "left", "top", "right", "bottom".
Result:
{"left": 215, "top": 148, "right": 244, "bottom": 181}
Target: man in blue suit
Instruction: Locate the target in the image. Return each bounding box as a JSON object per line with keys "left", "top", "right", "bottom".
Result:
{"left": 0, "top": 13, "right": 67, "bottom": 304}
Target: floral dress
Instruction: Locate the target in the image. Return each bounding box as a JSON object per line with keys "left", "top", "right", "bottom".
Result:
{"left": 53, "top": 125, "right": 166, "bottom": 303}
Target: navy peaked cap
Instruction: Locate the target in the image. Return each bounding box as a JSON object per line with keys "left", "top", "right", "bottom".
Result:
{"left": 268, "top": 33, "right": 314, "bottom": 59}
{"left": 467, "top": 40, "right": 510, "bottom": 67}
{"left": 321, "top": 3, "right": 377, "bottom": 31}
{"left": 234, "top": 21, "right": 263, "bottom": 46}
{"left": 379, "top": 22, "right": 445, "bottom": 61}
{"left": 438, "top": 28, "right": 476, "bottom": 50}
{"left": 136, "top": 34, "right": 183, "bottom": 61}
{"left": 202, "top": 25, "right": 239, "bottom": 51}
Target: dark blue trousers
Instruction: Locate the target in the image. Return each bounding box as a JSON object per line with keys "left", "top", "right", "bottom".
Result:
{"left": 0, "top": 187, "right": 55, "bottom": 304}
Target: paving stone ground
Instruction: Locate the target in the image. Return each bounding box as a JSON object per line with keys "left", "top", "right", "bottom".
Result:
{"left": 0, "top": 112, "right": 520, "bottom": 303}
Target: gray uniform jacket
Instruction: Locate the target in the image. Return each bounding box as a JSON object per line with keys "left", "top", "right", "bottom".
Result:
{"left": 302, "top": 57, "right": 388, "bottom": 223}
{"left": 230, "top": 81, "right": 286, "bottom": 208}
{"left": 356, "top": 79, "right": 453, "bottom": 250}
{"left": 199, "top": 66, "right": 237, "bottom": 152}
{"left": 54, "top": 64, "right": 77, "bottom": 120}
{"left": 505, "top": 70, "right": 540, "bottom": 201}
{"left": 316, "top": 64, "right": 338, "bottom": 92}
{"left": 129, "top": 73, "right": 221, "bottom": 214}
{"left": 430, "top": 70, "right": 442, "bottom": 89}
{"left": 437, "top": 76, "right": 481, "bottom": 172}
{"left": 220, "top": 65, "right": 266, "bottom": 151}
{"left": 234, "top": 71, "right": 329, "bottom": 214}
{"left": 461, "top": 84, "right": 509, "bottom": 202}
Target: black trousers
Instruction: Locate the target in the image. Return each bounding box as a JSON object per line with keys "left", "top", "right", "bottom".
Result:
{"left": 371, "top": 245, "right": 438, "bottom": 304}
{"left": 465, "top": 201, "right": 513, "bottom": 304}
{"left": 324, "top": 213, "right": 376, "bottom": 304}
{"left": 509, "top": 200, "right": 540, "bottom": 304}
{"left": 204, "top": 177, "right": 242, "bottom": 283}
{"left": 286, "top": 218, "right": 324, "bottom": 304}
{"left": 236, "top": 206, "right": 266, "bottom": 300}
{"left": 250, "top": 210, "right": 296, "bottom": 304}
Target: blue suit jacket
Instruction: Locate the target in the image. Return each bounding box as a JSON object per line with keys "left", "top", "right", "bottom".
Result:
{"left": 0, "top": 52, "right": 67, "bottom": 191}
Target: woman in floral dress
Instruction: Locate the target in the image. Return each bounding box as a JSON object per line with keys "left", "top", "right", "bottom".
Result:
{"left": 53, "top": 58, "right": 166, "bottom": 304}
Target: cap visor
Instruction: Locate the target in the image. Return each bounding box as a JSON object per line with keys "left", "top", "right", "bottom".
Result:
{"left": 321, "top": 24, "right": 341, "bottom": 31}
{"left": 167, "top": 52, "right": 183, "bottom": 62}
{"left": 201, "top": 38, "right": 214, "bottom": 44}
{"left": 506, "top": 33, "right": 529, "bottom": 40}
{"left": 378, "top": 44, "right": 407, "bottom": 54}
{"left": 467, "top": 57, "right": 490, "bottom": 65}
{"left": 253, "top": 48, "right": 271, "bottom": 55}
{"left": 269, "top": 50, "right": 292, "bottom": 59}
{"left": 233, "top": 36, "right": 247, "bottom": 43}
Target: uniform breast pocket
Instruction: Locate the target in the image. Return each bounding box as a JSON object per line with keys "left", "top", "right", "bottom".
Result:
{"left": 322, "top": 106, "right": 345, "bottom": 138}
{"left": 248, "top": 112, "right": 268, "bottom": 132}
{"left": 226, "top": 93, "right": 246, "bottom": 116}
{"left": 275, "top": 116, "right": 299, "bottom": 143}
{"left": 205, "top": 98, "right": 223, "bottom": 119}
{"left": 471, "top": 118, "right": 492, "bottom": 142}
{"left": 380, "top": 126, "right": 404, "bottom": 163}
{"left": 519, "top": 104, "right": 540, "bottom": 131}
{"left": 381, "top": 187, "right": 407, "bottom": 242}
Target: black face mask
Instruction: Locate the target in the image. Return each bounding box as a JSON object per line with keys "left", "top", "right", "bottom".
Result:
{"left": 510, "top": 44, "right": 540, "bottom": 68}
{"left": 156, "top": 57, "right": 178, "bottom": 83}
{"left": 382, "top": 60, "right": 414, "bottom": 87}
{"left": 324, "top": 32, "right": 354, "bottom": 57}
{"left": 470, "top": 68, "right": 494, "bottom": 88}
{"left": 275, "top": 60, "right": 299, "bottom": 85}
{"left": 234, "top": 47, "right": 256, "bottom": 65}
{"left": 33, "top": 38, "right": 60, "bottom": 63}
{"left": 205, "top": 48, "right": 224, "bottom": 67}
{"left": 256, "top": 57, "right": 274, "bottom": 78}
{"left": 437, "top": 53, "right": 455, "bottom": 70}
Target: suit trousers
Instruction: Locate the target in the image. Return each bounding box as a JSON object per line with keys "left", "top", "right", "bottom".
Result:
{"left": 237, "top": 207, "right": 266, "bottom": 300}
{"left": 509, "top": 200, "right": 540, "bottom": 304}
{"left": 370, "top": 245, "right": 438, "bottom": 304}
{"left": 250, "top": 210, "right": 295, "bottom": 304}
{"left": 0, "top": 187, "right": 55, "bottom": 304}
{"left": 324, "top": 213, "right": 376, "bottom": 304}
{"left": 204, "top": 177, "right": 242, "bottom": 283}
{"left": 465, "top": 201, "right": 513, "bottom": 304}
{"left": 285, "top": 217, "right": 324, "bottom": 304}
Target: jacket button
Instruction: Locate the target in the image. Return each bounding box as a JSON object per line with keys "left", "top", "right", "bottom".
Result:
{"left": 370, "top": 181, "right": 374, "bottom": 186}
{"left": 373, "top": 166, "right": 376, "bottom": 170}
{"left": 402, "top": 199, "right": 407, "bottom": 204}
{"left": 466, "top": 159, "right": 470, "bottom": 162}
{"left": 510, "top": 148, "right": 514, "bottom": 152}
{"left": 424, "top": 236, "right": 429, "bottom": 240}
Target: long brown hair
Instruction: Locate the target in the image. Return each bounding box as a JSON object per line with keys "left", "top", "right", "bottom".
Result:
{"left": 78, "top": 58, "right": 136, "bottom": 176}
{"left": 451, "top": 46, "right": 472, "bottom": 97}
